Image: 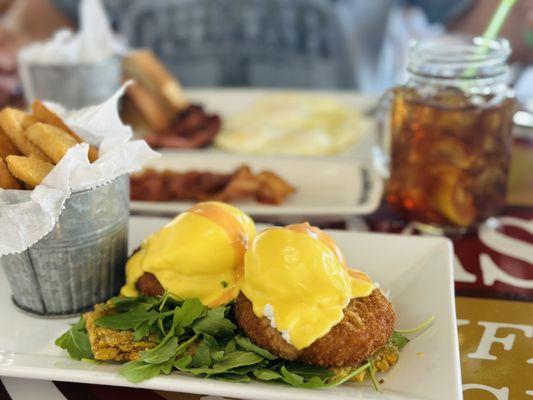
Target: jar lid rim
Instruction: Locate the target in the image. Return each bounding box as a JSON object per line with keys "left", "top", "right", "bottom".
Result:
{"left": 408, "top": 35, "right": 510, "bottom": 80}
{"left": 409, "top": 35, "right": 510, "bottom": 61}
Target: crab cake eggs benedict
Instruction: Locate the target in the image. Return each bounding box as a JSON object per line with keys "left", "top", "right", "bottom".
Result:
{"left": 235, "top": 223, "right": 396, "bottom": 367}
{"left": 121, "top": 201, "right": 255, "bottom": 307}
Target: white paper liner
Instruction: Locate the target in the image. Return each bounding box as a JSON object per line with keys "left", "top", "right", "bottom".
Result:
{"left": 0, "top": 84, "right": 159, "bottom": 257}
{"left": 17, "top": 0, "right": 124, "bottom": 65}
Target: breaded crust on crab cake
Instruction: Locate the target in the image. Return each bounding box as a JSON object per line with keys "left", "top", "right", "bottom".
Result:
{"left": 234, "top": 289, "right": 396, "bottom": 367}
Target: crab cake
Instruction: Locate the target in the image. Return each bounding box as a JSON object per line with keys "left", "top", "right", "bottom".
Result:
{"left": 135, "top": 272, "right": 164, "bottom": 297}
{"left": 235, "top": 289, "right": 396, "bottom": 367}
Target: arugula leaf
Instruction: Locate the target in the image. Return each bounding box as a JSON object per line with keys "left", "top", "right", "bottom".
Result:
{"left": 190, "top": 340, "right": 212, "bottom": 368}
{"left": 158, "top": 290, "right": 171, "bottom": 311}
{"left": 119, "top": 359, "right": 174, "bottom": 383}
{"left": 179, "top": 298, "right": 206, "bottom": 327}
{"left": 55, "top": 317, "right": 93, "bottom": 361}
{"left": 172, "top": 298, "right": 206, "bottom": 335}
{"left": 95, "top": 307, "right": 159, "bottom": 330}
{"left": 235, "top": 336, "right": 277, "bottom": 360}
{"left": 140, "top": 337, "right": 179, "bottom": 364}
{"left": 212, "top": 351, "right": 264, "bottom": 372}
{"left": 253, "top": 369, "right": 283, "bottom": 381}
{"left": 231, "top": 364, "right": 264, "bottom": 375}
{"left": 283, "top": 362, "right": 334, "bottom": 379}
{"left": 391, "top": 331, "right": 410, "bottom": 350}
{"left": 188, "top": 351, "right": 264, "bottom": 376}
{"left": 279, "top": 364, "right": 366, "bottom": 389}
{"left": 175, "top": 335, "right": 199, "bottom": 356}
{"left": 109, "top": 295, "right": 160, "bottom": 312}
{"left": 174, "top": 355, "right": 193, "bottom": 370}
{"left": 107, "top": 296, "right": 140, "bottom": 312}
{"left": 202, "top": 333, "right": 220, "bottom": 349}
{"left": 224, "top": 339, "right": 237, "bottom": 354}
{"left": 157, "top": 317, "right": 167, "bottom": 337}
{"left": 192, "top": 307, "right": 236, "bottom": 336}
{"left": 211, "top": 350, "right": 225, "bottom": 361}
{"left": 160, "top": 359, "right": 174, "bottom": 375}
{"left": 320, "top": 362, "right": 371, "bottom": 389}
{"left": 280, "top": 366, "right": 305, "bottom": 386}
{"left": 133, "top": 321, "right": 151, "bottom": 341}
{"left": 368, "top": 359, "right": 380, "bottom": 392}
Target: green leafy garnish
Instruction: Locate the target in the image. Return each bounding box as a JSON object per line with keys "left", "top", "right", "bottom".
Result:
{"left": 187, "top": 351, "right": 264, "bottom": 375}
{"left": 390, "top": 331, "right": 410, "bottom": 350}
{"left": 118, "top": 359, "right": 174, "bottom": 383}
{"left": 174, "top": 355, "right": 193, "bottom": 370}
{"left": 395, "top": 316, "right": 435, "bottom": 335}
{"left": 283, "top": 362, "right": 335, "bottom": 380}
{"left": 235, "top": 335, "right": 278, "bottom": 360}
{"left": 56, "top": 293, "right": 425, "bottom": 390}
{"left": 140, "top": 337, "right": 180, "bottom": 364}
{"left": 253, "top": 369, "right": 283, "bottom": 381}
{"left": 368, "top": 359, "right": 380, "bottom": 392}
{"left": 95, "top": 307, "right": 159, "bottom": 331}
{"left": 190, "top": 340, "right": 212, "bottom": 368}
{"left": 192, "top": 307, "right": 236, "bottom": 336}
{"left": 55, "top": 317, "right": 93, "bottom": 361}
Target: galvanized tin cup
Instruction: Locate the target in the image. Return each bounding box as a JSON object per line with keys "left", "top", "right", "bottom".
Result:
{"left": 19, "top": 56, "right": 122, "bottom": 109}
{"left": 0, "top": 175, "right": 129, "bottom": 317}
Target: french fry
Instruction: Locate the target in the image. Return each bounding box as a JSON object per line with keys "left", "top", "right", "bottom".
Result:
{"left": 25, "top": 123, "right": 78, "bottom": 163}
{"left": 0, "top": 158, "right": 21, "bottom": 189}
{"left": 31, "top": 100, "right": 99, "bottom": 162}
{"left": 0, "top": 108, "right": 51, "bottom": 162}
{"left": 0, "top": 128, "right": 21, "bottom": 159}
{"left": 6, "top": 155, "right": 54, "bottom": 188}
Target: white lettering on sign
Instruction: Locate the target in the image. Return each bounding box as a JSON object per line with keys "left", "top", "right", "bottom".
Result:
{"left": 468, "top": 321, "right": 532, "bottom": 360}
{"left": 463, "top": 384, "right": 509, "bottom": 400}
{"left": 457, "top": 319, "right": 470, "bottom": 327}
{"left": 454, "top": 255, "right": 477, "bottom": 283}
{"left": 480, "top": 254, "right": 533, "bottom": 289}
{"left": 478, "top": 217, "right": 533, "bottom": 264}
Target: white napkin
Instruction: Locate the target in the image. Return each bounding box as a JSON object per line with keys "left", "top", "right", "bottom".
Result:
{"left": 17, "top": 0, "right": 124, "bottom": 65}
{"left": 0, "top": 83, "right": 159, "bottom": 257}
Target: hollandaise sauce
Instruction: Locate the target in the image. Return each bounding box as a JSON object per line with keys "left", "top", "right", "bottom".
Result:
{"left": 121, "top": 202, "right": 255, "bottom": 307}
{"left": 240, "top": 224, "right": 374, "bottom": 350}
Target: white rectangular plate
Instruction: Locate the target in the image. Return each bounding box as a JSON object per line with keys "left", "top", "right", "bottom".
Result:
{"left": 0, "top": 216, "right": 462, "bottom": 400}
{"left": 130, "top": 152, "right": 383, "bottom": 217}
{"left": 137, "top": 88, "right": 379, "bottom": 161}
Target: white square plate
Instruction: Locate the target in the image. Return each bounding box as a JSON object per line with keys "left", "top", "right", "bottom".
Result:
{"left": 130, "top": 152, "right": 383, "bottom": 217}
{"left": 0, "top": 216, "right": 462, "bottom": 400}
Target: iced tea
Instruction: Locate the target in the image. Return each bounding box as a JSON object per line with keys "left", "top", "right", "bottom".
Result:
{"left": 386, "top": 87, "right": 516, "bottom": 231}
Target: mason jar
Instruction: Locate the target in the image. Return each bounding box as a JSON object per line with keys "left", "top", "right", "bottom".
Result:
{"left": 378, "top": 35, "right": 516, "bottom": 234}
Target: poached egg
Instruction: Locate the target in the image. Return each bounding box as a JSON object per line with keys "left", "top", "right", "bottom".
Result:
{"left": 240, "top": 223, "right": 374, "bottom": 350}
{"left": 121, "top": 201, "right": 256, "bottom": 307}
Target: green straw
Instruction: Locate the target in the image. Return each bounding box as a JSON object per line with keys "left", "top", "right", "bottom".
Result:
{"left": 463, "top": 0, "right": 518, "bottom": 77}
{"left": 482, "top": 0, "right": 517, "bottom": 41}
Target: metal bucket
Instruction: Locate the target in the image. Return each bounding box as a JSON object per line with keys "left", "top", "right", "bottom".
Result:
{"left": 0, "top": 175, "right": 129, "bottom": 317}
{"left": 19, "top": 56, "right": 122, "bottom": 109}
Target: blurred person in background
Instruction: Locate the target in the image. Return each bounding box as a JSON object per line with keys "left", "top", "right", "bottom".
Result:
{"left": 0, "top": 0, "right": 531, "bottom": 105}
